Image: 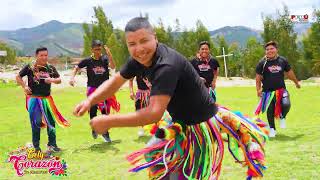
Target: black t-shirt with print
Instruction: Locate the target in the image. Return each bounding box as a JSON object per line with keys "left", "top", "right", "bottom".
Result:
{"left": 120, "top": 43, "right": 217, "bottom": 125}
{"left": 136, "top": 75, "right": 150, "bottom": 90}
{"left": 19, "top": 64, "right": 60, "bottom": 96}
{"left": 78, "top": 55, "right": 110, "bottom": 87}
{"left": 191, "top": 58, "right": 220, "bottom": 88}
{"left": 256, "top": 56, "right": 291, "bottom": 92}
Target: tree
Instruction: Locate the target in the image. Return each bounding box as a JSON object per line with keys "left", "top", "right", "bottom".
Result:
{"left": 82, "top": 6, "right": 128, "bottom": 69}
{"left": 242, "top": 37, "right": 265, "bottom": 78}
{"left": 228, "top": 42, "right": 241, "bottom": 77}
{"left": 216, "top": 36, "right": 229, "bottom": 77}
{"left": 261, "top": 5, "right": 300, "bottom": 72}
{"left": 0, "top": 42, "right": 16, "bottom": 64}
{"left": 302, "top": 9, "right": 320, "bottom": 76}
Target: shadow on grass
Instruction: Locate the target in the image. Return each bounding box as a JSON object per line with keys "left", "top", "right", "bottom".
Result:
{"left": 49, "top": 150, "right": 65, "bottom": 157}
{"left": 71, "top": 140, "right": 121, "bottom": 154}
{"left": 272, "top": 134, "right": 304, "bottom": 141}
{"left": 88, "top": 140, "right": 121, "bottom": 153}
{"left": 134, "top": 136, "right": 151, "bottom": 144}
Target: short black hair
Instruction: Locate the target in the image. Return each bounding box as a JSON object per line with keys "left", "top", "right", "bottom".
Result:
{"left": 264, "top": 41, "right": 278, "bottom": 49}
{"left": 199, "top": 41, "right": 210, "bottom": 49}
{"left": 35, "top": 47, "right": 48, "bottom": 54}
{"left": 91, "top": 40, "right": 103, "bottom": 48}
{"left": 125, "top": 17, "right": 154, "bottom": 33}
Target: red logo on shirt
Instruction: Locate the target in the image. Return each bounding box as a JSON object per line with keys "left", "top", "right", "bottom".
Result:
{"left": 92, "top": 66, "right": 106, "bottom": 75}
{"left": 198, "top": 64, "right": 211, "bottom": 72}
{"left": 268, "top": 65, "right": 282, "bottom": 73}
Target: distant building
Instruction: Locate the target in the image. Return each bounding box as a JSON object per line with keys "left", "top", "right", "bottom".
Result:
{"left": 0, "top": 51, "right": 7, "bottom": 57}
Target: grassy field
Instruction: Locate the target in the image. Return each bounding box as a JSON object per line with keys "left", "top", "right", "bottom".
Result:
{"left": 0, "top": 84, "right": 319, "bottom": 180}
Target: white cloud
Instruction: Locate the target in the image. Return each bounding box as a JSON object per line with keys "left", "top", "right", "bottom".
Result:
{"left": 0, "top": 0, "right": 318, "bottom": 31}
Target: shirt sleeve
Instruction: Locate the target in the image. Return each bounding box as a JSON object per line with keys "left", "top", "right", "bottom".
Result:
{"left": 282, "top": 58, "right": 291, "bottom": 72}
{"left": 77, "top": 59, "right": 89, "bottom": 69}
{"left": 256, "top": 60, "right": 264, "bottom": 75}
{"left": 190, "top": 59, "right": 198, "bottom": 70}
{"left": 120, "top": 59, "right": 141, "bottom": 79}
{"left": 50, "top": 65, "right": 60, "bottom": 78}
{"left": 19, "top": 65, "right": 30, "bottom": 77}
{"left": 211, "top": 59, "right": 220, "bottom": 70}
{"left": 150, "top": 64, "right": 179, "bottom": 97}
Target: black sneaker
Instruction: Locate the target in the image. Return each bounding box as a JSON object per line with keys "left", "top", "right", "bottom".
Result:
{"left": 92, "top": 130, "right": 98, "bottom": 139}
{"left": 102, "top": 134, "right": 112, "bottom": 143}
{"left": 34, "top": 147, "right": 42, "bottom": 152}
{"left": 47, "top": 145, "right": 62, "bottom": 152}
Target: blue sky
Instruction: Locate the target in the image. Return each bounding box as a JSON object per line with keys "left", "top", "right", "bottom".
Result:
{"left": 0, "top": 0, "right": 319, "bottom": 31}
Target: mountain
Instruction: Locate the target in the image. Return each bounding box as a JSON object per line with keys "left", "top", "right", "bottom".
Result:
{"left": 209, "top": 26, "right": 263, "bottom": 47}
{"left": 0, "top": 20, "right": 84, "bottom": 56}
{"left": 0, "top": 21, "right": 312, "bottom": 57}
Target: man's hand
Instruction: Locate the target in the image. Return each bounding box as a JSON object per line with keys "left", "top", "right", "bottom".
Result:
{"left": 90, "top": 115, "right": 110, "bottom": 134}
{"left": 44, "top": 78, "right": 53, "bottom": 84}
{"left": 24, "top": 86, "right": 32, "bottom": 95}
{"left": 257, "top": 89, "right": 262, "bottom": 97}
{"left": 130, "top": 91, "right": 135, "bottom": 100}
{"left": 73, "top": 100, "right": 91, "bottom": 117}
{"left": 69, "top": 78, "right": 76, "bottom": 86}
{"left": 104, "top": 45, "right": 112, "bottom": 57}
{"left": 211, "top": 83, "right": 216, "bottom": 90}
{"left": 295, "top": 82, "right": 301, "bottom": 89}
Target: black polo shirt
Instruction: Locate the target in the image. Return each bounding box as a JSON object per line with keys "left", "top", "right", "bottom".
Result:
{"left": 256, "top": 56, "right": 291, "bottom": 92}
{"left": 120, "top": 43, "right": 217, "bottom": 125}
{"left": 19, "top": 64, "right": 60, "bottom": 96}
{"left": 191, "top": 57, "right": 220, "bottom": 88}
{"left": 77, "top": 55, "right": 110, "bottom": 87}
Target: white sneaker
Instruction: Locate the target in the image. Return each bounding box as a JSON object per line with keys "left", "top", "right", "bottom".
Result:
{"left": 269, "top": 128, "right": 276, "bottom": 138}
{"left": 138, "top": 128, "right": 145, "bottom": 137}
{"left": 280, "top": 118, "right": 286, "bottom": 129}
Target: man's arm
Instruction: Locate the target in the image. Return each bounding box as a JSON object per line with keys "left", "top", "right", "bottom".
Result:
{"left": 256, "top": 74, "right": 263, "bottom": 97}
{"left": 285, "top": 70, "right": 301, "bottom": 88}
{"left": 89, "top": 95, "right": 170, "bottom": 134}
{"left": 212, "top": 68, "right": 219, "bottom": 89}
{"left": 69, "top": 66, "right": 80, "bottom": 86}
{"left": 45, "top": 77, "right": 61, "bottom": 84}
{"left": 16, "top": 74, "right": 32, "bottom": 95}
{"left": 104, "top": 45, "right": 115, "bottom": 69}
{"left": 129, "top": 78, "right": 135, "bottom": 100}
{"left": 73, "top": 72, "right": 126, "bottom": 116}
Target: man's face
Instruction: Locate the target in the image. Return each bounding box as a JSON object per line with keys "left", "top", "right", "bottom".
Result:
{"left": 199, "top": 44, "right": 210, "bottom": 59}
{"left": 126, "top": 28, "right": 158, "bottom": 67}
{"left": 36, "top": 50, "right": 48, "bottom": 65}
{"left": 92, "top": 45, "right": 102, "bottom": 58}
{"left": 265, "top": 45, "right": 278, "bottom": 59}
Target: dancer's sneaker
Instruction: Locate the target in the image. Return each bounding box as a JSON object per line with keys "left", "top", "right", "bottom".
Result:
{"left": 138, "top": 128, "right": 145, "bottom": 137}
{"left": 92, "top": 130, "right": 98, "bottom": 139}
{"left": 102, "top": 134, "right": 112, "bottom": 143}
{"left": 269, "top": 128, "right": 276, "bottom": 138}
{"left": 280, "top": 118, "right": 286, "bottom": 129}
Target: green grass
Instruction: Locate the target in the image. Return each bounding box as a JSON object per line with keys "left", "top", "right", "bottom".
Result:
{"left": 0, "top": 85, "right": 319, "bottom": 180}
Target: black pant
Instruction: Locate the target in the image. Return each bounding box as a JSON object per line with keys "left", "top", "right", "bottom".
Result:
{"left": 90, "top": 102, "right": 109, "bottom": 137}
{"left": 267, "top": 90, "right": 291, "bottom": 130}
{"left": 30, "top": 107, "right": 56, "bottom": 148}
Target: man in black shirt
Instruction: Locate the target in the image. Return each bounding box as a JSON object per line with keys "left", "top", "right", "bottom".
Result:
{"left": 73, "top": 17, "right": 268, "bottom": 179}
{"left": 255, "top": 41, "right": 300, "bottom": 137}
{"left": 69, "top": 40, "right": 116, "bottom": 142}
{"left": 16, "top": 47, "right": 70, "bottom": 152}
{"left": 191, "top": 41, "right": 220, "bottom": 102}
